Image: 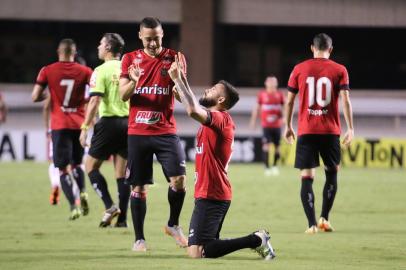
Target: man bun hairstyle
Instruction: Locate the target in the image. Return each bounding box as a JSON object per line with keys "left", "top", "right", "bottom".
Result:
{"left": 313, "top": 33, "right": 333, "bottom": 51}
{"left": 140, "top": 17, "right": 162, "bottom": 30}
{"left": 219, "top": 80, "right": 239, "bottom": 110}
{"left": 103, "top": 33, "right": 125, "bottom": 56}
{"left": 58, "top": 38, "right": 76, "bottom": 55}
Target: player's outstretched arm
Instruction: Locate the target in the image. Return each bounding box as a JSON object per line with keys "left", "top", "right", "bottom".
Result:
{"left": 168, "top": 54, "right": 208, "bottom": 124}
{"left": 284, "top": 91, "right": 296, "bottom": 144}
{"left": 31, "top": 84, "right": 47, "bottom": 102}
{"left": 340, "top": 90, "right": 354, "bottom": 147}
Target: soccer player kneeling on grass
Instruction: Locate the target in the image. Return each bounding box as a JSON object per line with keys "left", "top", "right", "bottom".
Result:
{"left": 168, "top": 53, "right": 276, "bottom": 260}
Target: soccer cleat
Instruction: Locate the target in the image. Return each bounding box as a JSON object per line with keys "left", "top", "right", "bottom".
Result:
{"left": 80, "top": 192, "right": 89, "bottom": 216}
{"left": 69, "top": 207, "right": 81, "bottom": 220}
{"left": 132, "top": 239, "right": 147, "bottom": 252}
{"left": 270, "top": 166, "right": 280, "bottom": 176}
{"left": 318, "top": 217, "right": 334, "bottom": 232}
{"left": 305, "top": 225, "right": 318, "bottom": 234}
{"left": 264, "top": 169, "right": 272, "bottom": 176}
{"left": 99, "top": 205, "right": 121, "bottom": 227}
{"left": 253, "top": 230, "right": 276, "bottom": 260}
{"left": 49, "top": 187, "right": 60, "bottom": 205}
{"left": 164, "top": 225, "right": 188, "bottom": 248}
{"left": 114, "top": 221, "right": 128, "bottom": 228}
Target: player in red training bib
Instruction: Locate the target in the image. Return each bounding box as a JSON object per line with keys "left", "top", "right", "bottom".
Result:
{"left": 284, "top": 33, "right": 354, "bottom": 234}
{"left": 250, "top": 75, "right": 285, "bottom": 176}
{"left": 32, "top": 39, "right": 92, "bottom": 220}
{"left": 168, "top": 53, "right": 276, "bottom": 260}
{"left": 119, "top": 17, "right": 188, "bottom": 251}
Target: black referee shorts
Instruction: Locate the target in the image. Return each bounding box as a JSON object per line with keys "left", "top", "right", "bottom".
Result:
{"left": 51, "top": 129, "right": 84, "bottom": 169}
{"left": 188, "top": 198, "right": 231, "bottom": 246}
{"left": 88, "top": 116, "right": 128, "bottom": 160}
{"left": 294, "top": 134, "right": 341, "bottom": 169}
{"left": 125, "top": 134, "right": 186, "bottom": 186}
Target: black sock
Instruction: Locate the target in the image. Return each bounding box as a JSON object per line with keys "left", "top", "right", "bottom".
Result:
{"left": 263, "top": 150, "right": 269, "bottom": 168}
{"left": 321, "top": 169, "right": 338, "bottom": 220}
{"left": 273, "top": 152, "right": 280, "bottom": 166}
{"left": 60, "top": 173, "right": 76, "bottom": 208}
{"left": 72, "top": 166, "right": 85, "bottom": 193}
{"left": 203, "top": 234, "right": 261, "bottom": 258}
{"left": 300, "top": 177, "right": 317, "bottom": 227}
{"left": 167, "top": 186, "right": 186, "bottom": 227}
{"left": 88, "top": 169, "right": 113, "bottom": 209}
{"left": 130, "top": 191, "right": 147, "bottom": 241}
{"left": 116, "top": 178, "right": 131, "bottom": 223}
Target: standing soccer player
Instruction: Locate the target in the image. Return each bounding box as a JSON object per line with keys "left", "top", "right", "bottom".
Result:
{"left": 32, "top": 39, "right": 92, "bottom": 220}
{"left": 284, "top": 33, "right": 354, "bottom": 233}
{"left": 80, "top": 33, "right": 131, "bottom": 228}
{"left": 168, "top": 54, "right": 276, "bottom": 260}
{"left": 250, "top": 75, "right": 285, "bottom": 176}
{"left": 119, "top": 17, "right": 188, "bottom": 251}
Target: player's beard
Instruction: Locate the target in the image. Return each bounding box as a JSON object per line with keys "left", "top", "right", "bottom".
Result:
{"left": 199, "top": 96, "right": 217, "bottom": 108}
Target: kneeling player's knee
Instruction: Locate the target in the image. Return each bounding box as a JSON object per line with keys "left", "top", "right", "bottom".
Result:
{"left": 171, "top": 175, "right": 186, "bottom": 190}
{"left": 187, "top": 246, "right": 203, "bottom": 259}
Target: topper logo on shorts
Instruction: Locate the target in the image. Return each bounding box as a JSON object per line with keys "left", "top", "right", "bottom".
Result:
{"left": 135, "top": 111, "right": 162, "bottom": 124}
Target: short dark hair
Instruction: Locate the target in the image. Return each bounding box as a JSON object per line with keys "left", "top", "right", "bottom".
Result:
{"left": 219, "top": 80, "right": 239, "bottom": 110}
{"left": 313, "top": 33, "right": 333, "bottom": 51}
{"left": 103, "top": 33, "right": 125, "bottom": 56}
{"left": 58, "top": 38, "right": 76, "bottom": 55}
{"left": 140, "top": 17, "right": 162, "bottom": 30}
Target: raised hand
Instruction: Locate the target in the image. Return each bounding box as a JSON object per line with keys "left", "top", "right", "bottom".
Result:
{"left": 128, "top": 62, "right": 142, "bottom": 82}
{"left": 168, "top": 55, "right": 181, "bottom": 80}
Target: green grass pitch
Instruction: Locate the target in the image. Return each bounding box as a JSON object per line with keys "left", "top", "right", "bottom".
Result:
{"left": 0, "top": 162, "right": 405, "bottom": 270}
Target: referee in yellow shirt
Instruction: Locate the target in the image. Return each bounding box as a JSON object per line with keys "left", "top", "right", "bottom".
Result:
{"left": 80, "top": 33, "right": 130, "bottom": 228}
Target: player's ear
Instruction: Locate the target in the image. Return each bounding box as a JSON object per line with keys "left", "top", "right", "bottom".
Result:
{"left": 138, "top": 31, "right": 142, "bottom": 40}
{"left": 310, "top": 45, "right": 315, "bottom": 53}
{"left": 218, "top": 96, "right": 226, "bottom": 105}
{"left": 328, "top": 46, "right": 333, "bottom": 54}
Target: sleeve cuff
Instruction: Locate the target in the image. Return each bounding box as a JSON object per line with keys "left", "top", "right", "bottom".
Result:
{"left": 339, "top": 84, "right": 350, "bottom": 90}
{"left": 36, "top": 81, "right": 47, "bottom": 87}
{"left": 287, "top": 86, "right": 299, "bottom": 94}
{"left": 89, "top": 92, "right": 104, "bottom": 97}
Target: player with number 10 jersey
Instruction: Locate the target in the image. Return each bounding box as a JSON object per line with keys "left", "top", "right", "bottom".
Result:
{"left": 285, "top": 33, "right": 354, "bottom": 234}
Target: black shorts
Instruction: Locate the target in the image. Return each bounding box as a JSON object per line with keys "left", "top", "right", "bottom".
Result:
{"left": 294, "top": 134, "right": 340, "bottom": 169}
{"left": 262, "top": 127, "right": 281, "bottom": 146}
{"left": 88, "top": 116, "right": 128, "bottom": 160}
{"left": 51, "top": 129, "right": 84, "bottom": 169}
{"left": 125, "top": 134, "right": 186, "bottom": 186}
{"left": 188, "top": 198, "right": 231, "bottom": 246}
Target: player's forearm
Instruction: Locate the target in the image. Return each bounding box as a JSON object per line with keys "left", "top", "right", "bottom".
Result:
{"left": 285, "top": 93, "right": 296, "bottom": 127}
{"left": 173, "top": 78, "right": 207, "bottom": 123}
{"left": 249, "top": 106, "right": 259, "bottom": 127}
{"left": 119, "top": 79, "right": 136, "bottom": 101}
{"left": 285, "top": 102, "right": 295, "bottom": 127}
{"left": 83, "top": 96, "right": 100, "bottom": 126}
{"left": 32, "top": 85, "right": 46, "bottom": 102}
{"left": 342, "top": 97, "right": 354, "bottom": 131}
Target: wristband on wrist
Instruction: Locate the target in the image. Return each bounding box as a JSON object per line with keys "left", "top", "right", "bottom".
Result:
{"left": 80, "top": 123, "right": 89, "bottom": 130}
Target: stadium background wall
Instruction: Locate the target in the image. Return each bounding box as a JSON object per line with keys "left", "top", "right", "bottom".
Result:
{"left": 0, "top": 131, "right": 405, "bottom": 169}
